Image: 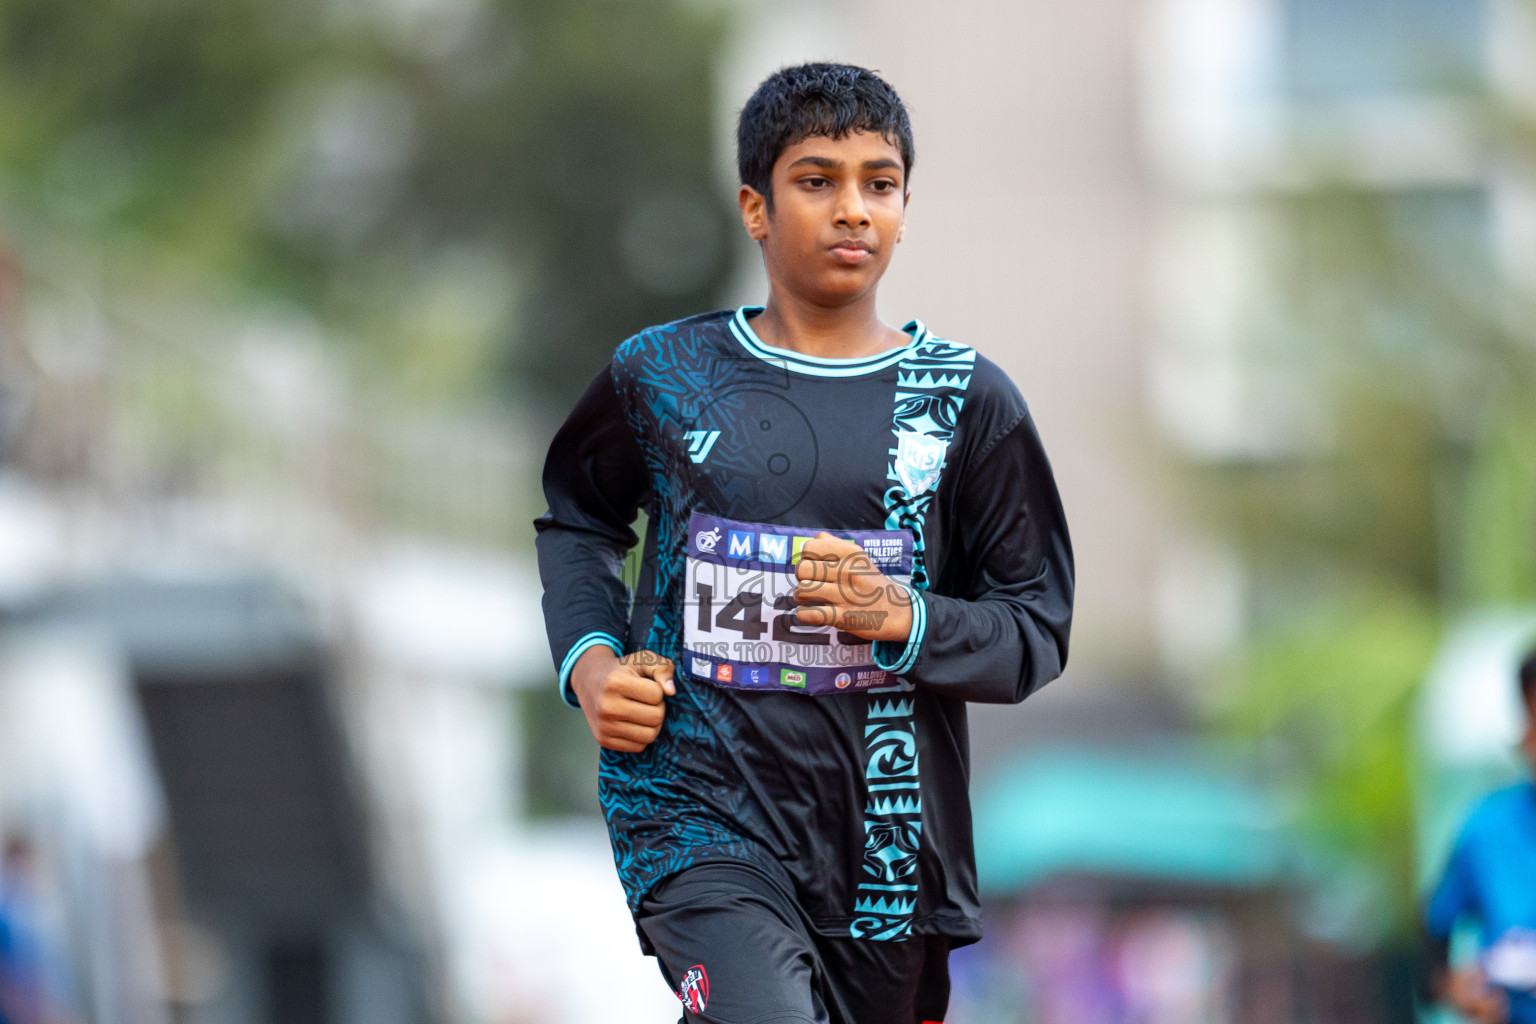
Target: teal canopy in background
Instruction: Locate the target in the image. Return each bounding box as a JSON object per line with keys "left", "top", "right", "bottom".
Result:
{"left": 972, "top": 748, "right": 1291, "bottom": 896}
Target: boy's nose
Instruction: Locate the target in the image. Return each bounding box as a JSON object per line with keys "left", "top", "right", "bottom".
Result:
{"left": 833, "top": 184, "right": 871, "bottom": 228}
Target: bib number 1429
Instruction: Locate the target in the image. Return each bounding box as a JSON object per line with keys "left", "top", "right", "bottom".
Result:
{"left": 692, "top": 580, "right": 862, "bottom": 646}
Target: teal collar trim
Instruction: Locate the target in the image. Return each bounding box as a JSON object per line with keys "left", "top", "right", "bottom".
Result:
{"left": 729, "top": 306, "right": 926, "bottom": 377}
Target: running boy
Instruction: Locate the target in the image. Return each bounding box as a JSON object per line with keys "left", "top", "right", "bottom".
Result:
{"left": 535, "top": 63, "right": 1074, "bottom": 1024}
{"left": 1424, "top": 648, "right": 1536, "bottom": 1024}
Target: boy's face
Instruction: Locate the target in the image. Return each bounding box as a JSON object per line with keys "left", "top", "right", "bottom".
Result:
{"left": 738, "top": 131, "right": 907, "bottom": 308}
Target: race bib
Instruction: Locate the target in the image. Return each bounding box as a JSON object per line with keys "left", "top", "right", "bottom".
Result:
{"left": 1487, "top": 929, "right": 1536, "bottom": 991}
{"left": 682, "top": 511, "right": 914, "bottom": 695}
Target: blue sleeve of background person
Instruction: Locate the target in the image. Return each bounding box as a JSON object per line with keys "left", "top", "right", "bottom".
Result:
{"left": 875, "top": 408, "right": 1074, "bottom": 703}
{"left": 534, "top": 365, "right": 653, "bottom": 708}
{"left": 1426, "top": 826, "right": 1481, "bottom": 939}
{"left": 0, "top": 907, "right": 15, "bottom": 1024}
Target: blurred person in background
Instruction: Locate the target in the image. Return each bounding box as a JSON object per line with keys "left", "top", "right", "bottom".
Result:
{"left": 0, "top": 835, "right": 73, "bottom": 1024}
{"left": 1424, "top": 649, "right": 1536, "bottom": 1024}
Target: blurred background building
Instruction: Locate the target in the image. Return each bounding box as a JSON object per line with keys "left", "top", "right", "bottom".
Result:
{"left": 0, "top": 0, "right": 1532, "bottom": 1022}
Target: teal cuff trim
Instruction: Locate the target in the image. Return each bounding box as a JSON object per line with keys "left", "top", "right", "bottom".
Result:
{"left": 559, "top": 631, "right": 624, "bottom": 708}
{"left": 872, "top": 587, "right": 926, "bottom": 677}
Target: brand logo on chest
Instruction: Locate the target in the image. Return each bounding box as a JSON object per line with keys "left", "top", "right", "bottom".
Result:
{"left": 684, "top": 429, "right": 721, "bottom": 464}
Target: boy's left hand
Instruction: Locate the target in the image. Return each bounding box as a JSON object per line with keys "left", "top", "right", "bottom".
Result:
{"left": 792, "top": 532, "right": 914, "bottom": 643}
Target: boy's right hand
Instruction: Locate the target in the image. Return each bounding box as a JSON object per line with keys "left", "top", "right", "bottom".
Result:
{"left": 569, "top": 647, "right": 675, "bottom": 753}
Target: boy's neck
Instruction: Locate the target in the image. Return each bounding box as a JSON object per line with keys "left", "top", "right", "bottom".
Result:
{"left": 750, "top": 289, "right": 909, "bottom": 360}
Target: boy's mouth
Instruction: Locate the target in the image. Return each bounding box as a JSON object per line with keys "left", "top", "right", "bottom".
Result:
{"left": 829, "top": 239, "right": 874, "bottom": 264}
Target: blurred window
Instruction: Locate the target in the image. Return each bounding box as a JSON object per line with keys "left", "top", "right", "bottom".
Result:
{"left": 1283, "top": 0, "right": 1486, "bottom": 100}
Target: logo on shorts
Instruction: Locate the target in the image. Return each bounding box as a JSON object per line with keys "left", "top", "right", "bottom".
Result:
{"left": 716, "top": 664, "right": 733, "bottom": 683}
{"left": 781, "top": 669, "right": 806, "bottom": 688}
{"left": 835, "top": 672, "right": 853, "bottom": 689}
{"left": 677, "top": 965, "right": 709, "bottom": 1013}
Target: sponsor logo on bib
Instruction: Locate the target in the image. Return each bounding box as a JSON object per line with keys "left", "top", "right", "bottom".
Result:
{"left": 781, "top": 669, "right": 806, "bottom": 688}
{"left": 759, "top": 533, "right": 789, "bottom": 563}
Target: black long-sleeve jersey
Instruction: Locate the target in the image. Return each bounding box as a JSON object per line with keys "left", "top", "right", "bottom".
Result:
{"left": 534, "top": 307, "right": 1074, "bottom": 945}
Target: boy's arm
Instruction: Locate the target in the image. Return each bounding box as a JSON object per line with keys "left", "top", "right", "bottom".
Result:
{"left": 534, "top": 365, "right": 652, "bottom": 708}
{"left": 876, "top": 409, "right": 1074, "bottom": 704}
{"left": 1423, "top": 834, "right": 1506, "bottom": 1022}
{"left": 1426, "top": 833, "right": 1478, "bottom": 942}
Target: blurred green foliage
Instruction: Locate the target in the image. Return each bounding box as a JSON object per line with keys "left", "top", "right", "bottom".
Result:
{"left": 1222, "top": 596, "right": 1438, "bottom": 938}
{"left": 0, "top": 0, "right": 737, "bottom": 413}
{"left": 1461, "top": 404, "right": 1536, "bottom": 604}
{"left": 1203, "top": 78, "right": 1536, "bottom": 936}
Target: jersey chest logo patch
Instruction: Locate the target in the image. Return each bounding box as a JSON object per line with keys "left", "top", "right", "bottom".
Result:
{"left": 895, "top": 430, "right": 950, "bottom": 496}
{"left": 677, "top": 964, "right": 709, "bottom": 1013}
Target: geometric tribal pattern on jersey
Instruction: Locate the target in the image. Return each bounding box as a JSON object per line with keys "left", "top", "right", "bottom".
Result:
{"left": 852, "top": 334, "right": 973, "bottom": 941}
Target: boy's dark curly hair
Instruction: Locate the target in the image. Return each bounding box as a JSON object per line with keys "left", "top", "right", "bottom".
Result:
{"left": 737, "top": 62, "right": 914, "bottom": 207}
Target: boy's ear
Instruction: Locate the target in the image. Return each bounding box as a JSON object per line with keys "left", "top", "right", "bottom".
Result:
{"left": 738, "top": 184, "right": 769, "bottom": 242}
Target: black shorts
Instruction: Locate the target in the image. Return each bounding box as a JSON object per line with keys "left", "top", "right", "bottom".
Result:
{"left": 636, "top": 860, "right": 951, "bottom": 1024}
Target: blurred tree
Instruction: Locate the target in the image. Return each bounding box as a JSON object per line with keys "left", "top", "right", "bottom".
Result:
{"left": 1196, "top": 33, "right": 1536, "bottom": 938}
{"left": 0, "top": 0, "right": 737, "bottom": 414}
{"left": 0, "top": 0, "right": 736, "bottom": 821}
{"left": 408, "top": 1, "right": 738, "bottom": 415}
